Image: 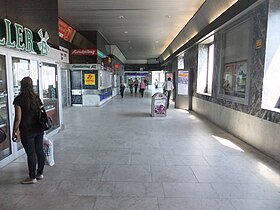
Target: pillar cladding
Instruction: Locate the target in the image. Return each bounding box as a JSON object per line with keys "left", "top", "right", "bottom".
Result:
{"left": 0, "top": 0, "right": 59, "bottom": 49}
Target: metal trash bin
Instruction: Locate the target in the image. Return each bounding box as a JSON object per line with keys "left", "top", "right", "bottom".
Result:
{"left": 151, "top": 92, "right": 167, "bottom": 117}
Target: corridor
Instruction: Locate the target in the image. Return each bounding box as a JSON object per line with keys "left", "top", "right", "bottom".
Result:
{"left": 1, "top": 90, "right": 280, "bottom": 210}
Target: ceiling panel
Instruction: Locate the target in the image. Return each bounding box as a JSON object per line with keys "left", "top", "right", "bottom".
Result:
{"left": 58, "top": 0, "right": 206, "bottom": 60}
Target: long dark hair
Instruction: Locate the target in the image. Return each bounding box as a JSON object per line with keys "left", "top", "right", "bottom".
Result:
{"left": 20, "top": 77, "right": 41, "bottom": 111}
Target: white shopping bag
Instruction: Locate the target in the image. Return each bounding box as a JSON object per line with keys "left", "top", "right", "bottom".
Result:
{"left": 43, "top": 136, "right": 55, "bottom": 166}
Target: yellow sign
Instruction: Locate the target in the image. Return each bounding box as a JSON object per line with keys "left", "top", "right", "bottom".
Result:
{"left": 84, "top": 74, "right": 95, "bottom": 85}
{"left": 256, "top": 39, "right": 262, "bottom": 49}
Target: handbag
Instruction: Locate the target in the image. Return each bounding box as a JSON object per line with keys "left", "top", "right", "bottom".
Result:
{"left": 38, "top": 106, "right": 53, "bottom": 131}
{"left": 0, "top": 128, "right": 7, "bottom": 144}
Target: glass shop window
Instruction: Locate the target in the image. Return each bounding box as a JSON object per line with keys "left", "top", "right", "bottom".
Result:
{"left": 42, "top": 63, "right": 59, "bottom": 131}
{"left": 12, "top": 58, "right": 39, "bottom": 97}
{"left": 0, "top": 55, "right": 11, "bottom": 161}
{"left": 12, "top": 57, "right": 39, "bottom": 151}
{"left": 197, "top": 36, "right": 214, "bottom": 95}
{"left": 219, "top": 19, "right": 251, "bottom": 103}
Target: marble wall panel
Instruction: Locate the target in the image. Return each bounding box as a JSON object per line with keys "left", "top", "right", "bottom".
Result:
{"left": 185, "top": 1, "right": 280, "bottom": 124}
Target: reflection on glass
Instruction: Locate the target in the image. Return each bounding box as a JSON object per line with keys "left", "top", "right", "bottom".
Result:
{"left": 0, "top": 55, "right": 11, "bottom": 160}
{"left": 12, "top": 58, "right": 39, "bottom": 96}
{"left": 219, "top": 19, "right": 250, "bottom": 100}
{"left": 12, "top": 57, "right": 39, "bottom": 150}
{"left": 42, "top": 63, "right": 59, "bottom": 132}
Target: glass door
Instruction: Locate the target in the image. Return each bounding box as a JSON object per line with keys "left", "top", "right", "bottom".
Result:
{"left": 12, "top": 57, "right": 39, "bottom": 151}
{"left": 70, "top": 70, "right": 82, "bottom": 105}
{"left": 61, "top": 69, "right": 71, "bottom": 107}
{"left": 0, "top": 55, "right": 11, "bottom": 161}
{"left": 42, "top": 63, "right": 60, "bottom": 132}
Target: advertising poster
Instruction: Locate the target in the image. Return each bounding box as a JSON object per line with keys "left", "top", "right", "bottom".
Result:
{"left": 178, "top": 70, "right": 189, "bottom": 95}
{"left": 154, "top": 99, "right": 166, "bottom": 115}
{"left": 84, "top": 74, "right": 95, "bottom": 85}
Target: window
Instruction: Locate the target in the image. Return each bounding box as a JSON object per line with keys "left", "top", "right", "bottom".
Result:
{"left": 42, "top": 63, "right": 59, "bottom": 132}
{"left": 0, "top": 54, "right": 11, "bottom": 160}
{"left": 178, "top": 54, "right": 184, "bottom": 70}
{"left": 12, "top": 57, "right": 39, "bottom": 151}
{"left": 197, "top": 36, "right": 214, "bottom": 95}
{"left": 219, "top": 19, "right": 251, "bottom": 103}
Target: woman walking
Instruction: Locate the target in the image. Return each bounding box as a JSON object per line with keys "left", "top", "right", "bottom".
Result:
{"left": 12, "top": 77, "right": 45, "bottom": 184}
{"left": 139, "top": 79, "right": 146, "bottom": 97}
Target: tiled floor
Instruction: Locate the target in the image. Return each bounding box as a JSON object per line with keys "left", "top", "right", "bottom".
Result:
{"left": 1, "top": 89, "right": 280, "bottom": 210}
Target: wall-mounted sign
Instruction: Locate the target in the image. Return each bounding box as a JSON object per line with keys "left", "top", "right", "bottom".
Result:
{"left": 58, "top": 18, "right": 76, "bottom": 42}
{"left": 84, "top": 73, "right": 96, "bottom": 85}
{"left": 70, "top": 49, "right": 97, "bottom": 56}
{"left": 97, "top": 50, "right": 107, "bottom": 58}
{"left": 114, "top": 63, "right": 119, "bottom": 70}
{"left": 256, "top": 39, "right": 262, "bottom": 49}
{"left": 178, "top": 70, "right": 189, "bottom": 95}
{"left": 59, "top": 46, "right": 69, "bottom": 63}
{"left": 70, "top": 64, "right": 100, "bottom": 70}
{"left": 0, "top": 18, "right": 49, "bottom": 55}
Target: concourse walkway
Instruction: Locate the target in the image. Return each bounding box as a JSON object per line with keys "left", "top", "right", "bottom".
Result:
{"left": 1, "top": 89, "right": 280, "bottom": 210}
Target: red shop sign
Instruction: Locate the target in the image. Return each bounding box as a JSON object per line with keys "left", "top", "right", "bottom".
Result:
{"left": 70, "top": 49, "right": 97, "bottom": 56}
{"left": 58, "top": 18, "right": 76, "bottom": 42}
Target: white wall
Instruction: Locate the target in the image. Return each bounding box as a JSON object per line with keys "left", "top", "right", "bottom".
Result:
{"left": 192, "top": 97, "right": 280, "bottom": 162}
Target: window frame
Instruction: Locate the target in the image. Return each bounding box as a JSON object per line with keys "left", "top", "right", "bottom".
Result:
{"left": 217, "top": 17, "right": 253, "bottom": 105}
{"left": 196, "top": 36, "right": 215, "bottom": 96}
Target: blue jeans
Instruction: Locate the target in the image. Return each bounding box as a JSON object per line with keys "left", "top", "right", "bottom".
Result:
{"left": 21, "top": 132, "right": 45, "bottom": 179}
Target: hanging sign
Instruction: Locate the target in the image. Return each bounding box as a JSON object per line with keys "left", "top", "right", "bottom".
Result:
{"left": 0, "top": 18, "right": 50, "bottom": 55}
{"left": 84, "top": 73, "right": 96, "bottom": 85}
{"left": 58, "top": 18, "right": 76, "bottom": 42}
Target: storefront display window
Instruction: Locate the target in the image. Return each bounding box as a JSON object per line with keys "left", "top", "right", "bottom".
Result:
{"left": 12, "top": 57, "right": 39, "bottom": 151}
{"left": 100, "top": 70, "right": 112, "bottom": 89}
{"left": 12, "top": 58, "right": 39, "bottom": 96}
{"left": 42, "top": 63, "right": 59, "bottom": 132}
{"left": 0, "top": 55, "right": 11, "bottom": 161}
{"left": 197, "top": 36, "right": 214, "bottom": 95}
{"left": 218, "top": 19, "right": 251, "bottom": 103}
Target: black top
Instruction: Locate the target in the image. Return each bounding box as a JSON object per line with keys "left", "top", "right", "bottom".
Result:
{"left": 13, "top": 94, "right": 43, "bottom": 138}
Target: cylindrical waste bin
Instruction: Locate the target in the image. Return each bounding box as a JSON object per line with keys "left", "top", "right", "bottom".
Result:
{"left": 151, "top": 92, "right": 167, "bottom": 117}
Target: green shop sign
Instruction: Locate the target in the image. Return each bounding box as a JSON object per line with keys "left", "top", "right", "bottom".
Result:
{"left": 0, "top": 18, "right": 50, "bottom": 55}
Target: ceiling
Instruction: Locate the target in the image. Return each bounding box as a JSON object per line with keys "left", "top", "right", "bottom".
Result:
{"left": 58, "top": 0, "right": 206, "bottom": 61}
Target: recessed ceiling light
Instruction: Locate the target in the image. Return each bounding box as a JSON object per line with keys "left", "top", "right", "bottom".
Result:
{"left": 165, "top": 15, "right": 172, "bottom": 18}
{"left": 155, "top": 40, "right": 159, "bottom": 43}
{"left": 124, "top": 31, "right": 128, "bottom": 34}
{"left": 118, "top": 15, "right": 125, "bottom": 19}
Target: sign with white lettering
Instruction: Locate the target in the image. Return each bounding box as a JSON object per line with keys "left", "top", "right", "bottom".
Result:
{"left": 59, "top": 46, "right": 69, "bottom": 63}
{"left": 0, "top": 18, "right": 49, "bottom": 55}
{"left": 70, "top": 49, "right": 97, "bottom": 56}
{"left": 70, "top": 64, "right": 100, "bottom": 70}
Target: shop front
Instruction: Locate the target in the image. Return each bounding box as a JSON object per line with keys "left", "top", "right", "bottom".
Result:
{"left": 0, "top": 19, "right": 62, "bottom": 167}
{"left": 70, "top": 64, "right": 113, "bottom": 106}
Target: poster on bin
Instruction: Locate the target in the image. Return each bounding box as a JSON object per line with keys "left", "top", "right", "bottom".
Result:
{"left": 178, "top": 70, "right": 189, "bottom": 95}
{"left": 154, "top": 99, "right": 166, "bottom": 114}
